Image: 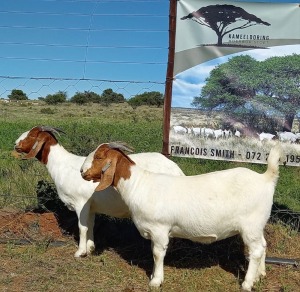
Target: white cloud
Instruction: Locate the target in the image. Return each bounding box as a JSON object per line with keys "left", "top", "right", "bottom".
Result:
{"left": 172, "top": 76, "right": 206, "bottom": 108}
{"left": 233, "top": 45, "right": 300, "bottom": 61}
{"left": 172, "top": 62, "right": 216, "bottom": 107}
{"left": 177, "top": 63, "right": 216, "bottom": 83}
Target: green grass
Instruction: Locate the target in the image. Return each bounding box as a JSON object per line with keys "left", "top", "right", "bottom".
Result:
{"left": 0, "top": 101, "right": 300, "bottom": 212}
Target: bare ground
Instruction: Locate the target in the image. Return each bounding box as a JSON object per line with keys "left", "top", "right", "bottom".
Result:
{"left": 0, "top": 208, "right": 299, "bottom": 292}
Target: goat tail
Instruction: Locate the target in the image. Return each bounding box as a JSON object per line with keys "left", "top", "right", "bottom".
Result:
{"left": 265, "top": 143, "right": 282, "bottom": 181}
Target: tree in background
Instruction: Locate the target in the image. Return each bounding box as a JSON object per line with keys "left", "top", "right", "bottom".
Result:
{"left": 99, "top": 88, "right": 125, "bottom": 105}
{"left": 181, "top": 4, "right": 270, "bottom": 46}
{"left": 88, "top": 91, "right": 102, "bottom": 103}
{"left": 8, "top": 89, "right": 28, "bottom": 100}
{"left": 70, "top": 91, "right": 101, "bottom": 105}
{"left": 44, "top": 91, "right": 67, "bottom": 105}
{"left": 257, "top": 54, "right": 300, "bottom": 131}
{"left": 191, "top": 54, "right": 300, "bottom": 132}
{"left": 128, "top": 91, "right": 164, "bottom": 108}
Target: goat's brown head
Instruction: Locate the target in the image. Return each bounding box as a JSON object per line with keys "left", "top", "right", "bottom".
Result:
{"left": 81, "top": 142, "right": 134, "bottom": 192}
{"left": 14, "top": 126, "right": 65, "bottom": 164}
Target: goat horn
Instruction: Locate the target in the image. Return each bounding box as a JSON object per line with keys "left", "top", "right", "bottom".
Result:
{"left": 40, "top": 126, "right": 66, "bottom": 136}
{"left": 108, "top": 141, "right": 134, "bottom": 153}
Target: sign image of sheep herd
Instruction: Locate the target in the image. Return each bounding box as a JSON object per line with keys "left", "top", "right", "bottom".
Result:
{"left": 169, "top": 107, "right": 300, "bottom": 167}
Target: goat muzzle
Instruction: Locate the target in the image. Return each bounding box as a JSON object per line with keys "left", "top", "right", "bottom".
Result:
{"left": 11, "top": 150, "right": 23, "bottom": 158}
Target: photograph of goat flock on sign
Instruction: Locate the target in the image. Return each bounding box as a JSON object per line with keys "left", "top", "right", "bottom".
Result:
{"left": 169, "top": 0, "right": 300, "bottom": 166}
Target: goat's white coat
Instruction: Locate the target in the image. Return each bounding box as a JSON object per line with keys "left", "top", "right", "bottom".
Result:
{"left": 234, "top": 129, "right": 241, "bottom": 137}
{"left": 277, "top": 131, "right": 297, "bottom": 143}
{"left": 81, "top": 144, "right": 281, "bottom": 291}
{"left": 203, "top": 127, "right": 214, "bottom": 139}
{"left": 172, "top": 125, "right": 187, "bottom": 134}
{"left": 191, "top": 127, "right": 201, "bottom": 136}
{"left": 223, "top": 129, "right": 232, "bottom": 139}
{"left": 257, "top": 132, "right": 275, "bottom": 142}
{"left": 213, "top": 129, "right": 224, "bottom": 139}
{"left": 15, "top": 128, "right": 185, "bottom": 257}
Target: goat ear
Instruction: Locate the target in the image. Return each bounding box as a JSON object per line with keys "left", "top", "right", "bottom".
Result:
{"left": 95, "top": 160, "right": 117, "bottom": 192}
{"left": 23, "top": 139, "right": 45, "bottom": 159}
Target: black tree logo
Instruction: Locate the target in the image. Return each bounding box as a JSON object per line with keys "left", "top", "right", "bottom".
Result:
{"left": 181, "top": 4, "right": 271, "bottom": 46}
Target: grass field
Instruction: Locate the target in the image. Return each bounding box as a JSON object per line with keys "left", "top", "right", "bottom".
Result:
{"left": 0, "top": 101, "right": 299, "bottom": 291}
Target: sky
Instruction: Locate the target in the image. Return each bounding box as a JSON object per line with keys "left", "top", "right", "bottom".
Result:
{"left": 0, "top": 0, "right": 170, "bottom": 99}
{"left": 0, "top": 0, "right": 298, "bottom": 100}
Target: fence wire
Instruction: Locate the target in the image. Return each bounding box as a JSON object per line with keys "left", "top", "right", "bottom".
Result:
{"left": 0, "top": 76, "right": 165, "bottom": 100}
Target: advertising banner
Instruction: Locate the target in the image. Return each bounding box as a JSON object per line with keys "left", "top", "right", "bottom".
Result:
{"left": 170, "top": 0, "right": 300, "bottom": 166}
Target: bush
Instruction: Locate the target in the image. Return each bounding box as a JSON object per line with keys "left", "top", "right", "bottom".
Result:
{"left": 99, "top": 88, "right": 125, "bottom": 105}
{"left": 8, "top": 89, "right": 28, "bottom": 101}
{"left": 40, "top": 108, "right": 55, "bottom": 114}
{"left": 70, "top": 91, "right": 101, "bottom": 104}
{"left": 128, "top": 91, "right": 164, "bottom": 107}
{"left": 44, "top": 91, "right": 67, "bottom": 104}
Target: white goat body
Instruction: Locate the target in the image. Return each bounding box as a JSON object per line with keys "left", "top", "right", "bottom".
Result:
{"left": 234, "top": 129, "right": 241, "bottom": 137}
{"left": 213, "top": 129, "right": 224, "bottom": 139}
{"left": 81, "top": 143, "right": 281, "bottom": 291}
{"left": 173, "top": 125, "right": 187, "bottom": 134}
{"left": 14, "top": 126, "right": 185, "bottom": 257}
{"left": 223, "top": 129, "right": 232, "bottom": 139}
{"left": 191, "top": 126, "right": 201, "bottom": 136}
{"left": 257, "top": 132, "right": 275, "bottom": 142}
{"left": 277, "top": 131, "right": 297, "bottom": 143}
{"left": 203, "top": 127, "right": 214, "bottom": 139}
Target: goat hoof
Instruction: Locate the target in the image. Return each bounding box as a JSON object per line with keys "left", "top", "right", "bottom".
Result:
{"left": 87, "top": 244, "right": 95, "bottom": 255}
{"left": 74, "top": 250, "right": 87, "bottom": 258}
{"left": 241, "top": 281, "right": 252, "bottom": 291}
{"left": 260, "top": 271, "right": 266, "bottom": 277}
{"left": 149, "top": 278, "right": 162, "bottom": 288}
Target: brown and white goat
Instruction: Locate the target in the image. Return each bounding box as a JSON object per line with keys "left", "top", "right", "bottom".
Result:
{"left": 14, "top": 126, "right": 185, "bottom": 257}
{"left": 81, "top": 142, "right": 281, "bottom": 291}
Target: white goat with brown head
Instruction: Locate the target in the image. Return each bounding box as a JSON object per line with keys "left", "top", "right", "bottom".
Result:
{"left": 81, "top": 142, "right": 281, "bottom": 291}
{"left": 14, "top": 126, "right": 185, "bottom": 258}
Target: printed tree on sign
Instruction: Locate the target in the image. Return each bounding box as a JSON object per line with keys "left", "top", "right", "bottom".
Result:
{"left": 181, "top": 4, "right": 270, "bottom": 46}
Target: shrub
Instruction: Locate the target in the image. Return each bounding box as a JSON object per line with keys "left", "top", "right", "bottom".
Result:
{"left": 40, "top": 108, "right": 55, "bottom": 114}
{"left": 44, "top": 91, "right": 67, "bottom": 104}
{"left": 8, "top": 89, "right": 28, "bottom": 101}
{"left": 99, "top": 88, "right": 126, "bottom": 105}
{"left": 70, "top": 91, "right": 101, "bottom": 104}
{"left": 127, "top": 91, "right": 164, "bottom": 107}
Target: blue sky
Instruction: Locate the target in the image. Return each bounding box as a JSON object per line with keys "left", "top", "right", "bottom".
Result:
{"left": 0, "top": 0, "right": 298, "bottom": 100}
{"left": 0, "top": 0, "right": 170, "bottom": 99}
